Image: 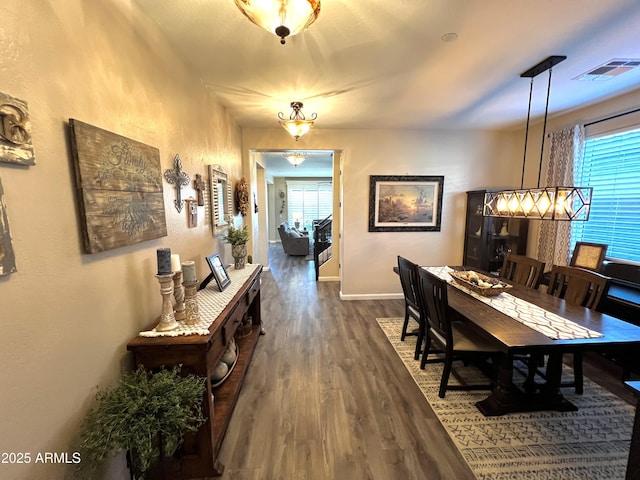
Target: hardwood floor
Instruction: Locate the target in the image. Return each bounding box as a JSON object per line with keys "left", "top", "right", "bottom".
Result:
{"left": 216, "top": 244, "right": 637, "bottom": 479}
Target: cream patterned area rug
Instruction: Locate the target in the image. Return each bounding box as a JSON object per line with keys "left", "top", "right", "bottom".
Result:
{"left": 376, "top": 317, "right": 635, "bottom": 480}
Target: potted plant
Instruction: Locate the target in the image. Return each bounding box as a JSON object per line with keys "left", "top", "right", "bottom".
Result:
{"left": 76, "top": 365, "right": 206, "bottom": 480}
{"left": 223, "top": 224, "right": 249, "bottom": 269}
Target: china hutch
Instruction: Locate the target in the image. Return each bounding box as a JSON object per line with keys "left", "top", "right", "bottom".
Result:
{"left": 463, "top": 190, "right": 529, "bottom": 274}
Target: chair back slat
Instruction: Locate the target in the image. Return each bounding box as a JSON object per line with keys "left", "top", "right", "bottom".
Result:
{"left": 547, "top": 265, "right": 610, "bottom": 311}
{"left": 500, "top": 253, "right": 545, "bottom": 289}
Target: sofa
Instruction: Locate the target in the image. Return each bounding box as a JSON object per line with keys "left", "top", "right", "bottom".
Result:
{"left": 277, "top": 222, "right": 310, "bottom": 256}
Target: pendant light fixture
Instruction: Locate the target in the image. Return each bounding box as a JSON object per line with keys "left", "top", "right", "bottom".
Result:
{"left": 483, "top": 56, "right": 592, "bottom": 221}
{"left": 234, "top": 0, "right": 321, "bottom": 45}
{"left": 283, "top": 152, "right": 306, "bottom": 167}
{"left": 278, "top": 101, "right": 317, "bottom": 141}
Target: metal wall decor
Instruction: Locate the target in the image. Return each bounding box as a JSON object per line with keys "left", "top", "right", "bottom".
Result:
{"left": 68, "top": 119, "right": 168, "bottom": 253}
{"left": 164, "top": 154, "right": 191, "bottom": 213}
{"left": 236, "top": 177, "right": 249, "bottom": 216}
{"left": 0, "top": 175, "right": 17, "bottom": 276}
{"left": 0, "top": 92, "right": 35, "bottom": 166}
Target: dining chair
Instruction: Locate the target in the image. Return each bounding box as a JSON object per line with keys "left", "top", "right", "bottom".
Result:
{"left": 500, "top": 253, "right": 545, "bottom": 289}
{"left": 569, "top": 241, "right": 608, "bottom": 272}
{"left": 397, "top": 256, "right": 424, "bottom": 360}
{"left": 416, "top": 267, "right": 501, "bottom": 398}
{"left": 546, "top": 265, "right": 611, "bottom": 393}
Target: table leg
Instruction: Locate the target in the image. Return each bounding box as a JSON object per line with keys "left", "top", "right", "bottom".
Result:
{"left": 476, "top": 351, "right": 578, "bottom": 416}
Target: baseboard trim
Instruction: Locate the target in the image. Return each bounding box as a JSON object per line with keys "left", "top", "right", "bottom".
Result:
{"left": 318, "top": 276, "right": 340, "bottom": 282}
{"left": 339, "top": 292, "right": 404, "bottom": 301}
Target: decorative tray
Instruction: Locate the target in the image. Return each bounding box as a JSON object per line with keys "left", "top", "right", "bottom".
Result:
{"left": 449, "top": 270, "right": 512, "bottom": 297}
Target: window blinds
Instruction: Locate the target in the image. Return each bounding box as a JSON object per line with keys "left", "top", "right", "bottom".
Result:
{"left": 572, "top": 127, "right": 640, "bottom": 263}
{"left": 286, "top": 180, "right": 333, "bottom": 229}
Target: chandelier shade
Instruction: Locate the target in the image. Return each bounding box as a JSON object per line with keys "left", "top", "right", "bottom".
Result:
{"left": 283, "top": 152, "right": 306, "bottom": 167}
{"left": 483, "top": 56, "right": 592, "bottom": 222}
{"left": 234, "top": 0, "right": 321, "bottom": 44}
{"left": 278, "top": 101, "right": 317, "bottom": 140}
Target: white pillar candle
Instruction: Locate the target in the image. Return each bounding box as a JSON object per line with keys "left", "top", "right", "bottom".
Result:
{"left": 171, "top": 254, "right": 181, "bottom": 272}
{"left": 182, "top": 260, "right": 197, "bottom": 283}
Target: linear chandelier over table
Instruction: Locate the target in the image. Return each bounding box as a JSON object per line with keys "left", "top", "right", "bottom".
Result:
{"left": 483, "top": 56, "right": 592, "bottom": 221}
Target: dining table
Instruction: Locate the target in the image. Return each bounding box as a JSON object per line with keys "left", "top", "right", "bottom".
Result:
{"left": 419, "top": 265, "right": 640, "bottom": 417}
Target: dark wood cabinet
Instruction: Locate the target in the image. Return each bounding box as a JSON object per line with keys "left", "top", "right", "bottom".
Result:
{"left": 127, "top": 265, "right": 262, "bottom": 478}
{"left": 463, "top": 190, "right": 529, "bottom": 274}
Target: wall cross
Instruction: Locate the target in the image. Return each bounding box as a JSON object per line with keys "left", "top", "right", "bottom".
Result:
{"left": 164, "top": 154, "right": 190, "bottom": 213}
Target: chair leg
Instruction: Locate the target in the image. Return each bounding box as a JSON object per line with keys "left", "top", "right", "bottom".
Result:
{"left": 414, "top": 323, "right": 425, "bottom": 361}
{"left": 420, "top": 336, "right": 432, "bottom": 370}
{"left": 439, "top": 353, "right": 453, "bottom": 398}
{"left": 573, "top": 352, "right": 584, "bottom": 394}
{"left": 400, "top": 311, "right": 410, "bottom": 341}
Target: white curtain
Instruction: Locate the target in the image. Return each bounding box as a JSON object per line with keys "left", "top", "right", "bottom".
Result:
{"left": 536, "top": 125, "right": 585, "bottom": 270}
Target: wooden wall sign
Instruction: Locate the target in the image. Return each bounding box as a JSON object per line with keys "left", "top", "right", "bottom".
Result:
{"left": 69, "top": 119, "right": 167, "bottom": 254}
{"left": 0, "top": 92, "right": 35, "bottom": 166}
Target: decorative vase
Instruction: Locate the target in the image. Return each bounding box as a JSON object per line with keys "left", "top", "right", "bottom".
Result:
{"left": 231, "top": 244, "right": 247, "bottom": 269}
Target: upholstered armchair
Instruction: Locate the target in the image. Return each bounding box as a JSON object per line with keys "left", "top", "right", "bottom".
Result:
{"left": 277, "top": 222, "right": 310, "bottom": 256}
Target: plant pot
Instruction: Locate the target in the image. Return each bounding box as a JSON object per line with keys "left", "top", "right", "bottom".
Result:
{"left": 231, "top": 244, "right": 247, "bottom": 269}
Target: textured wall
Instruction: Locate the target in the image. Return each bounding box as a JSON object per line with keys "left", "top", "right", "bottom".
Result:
{"left": 0, "top": 2, "right": 241, "bottom": 479}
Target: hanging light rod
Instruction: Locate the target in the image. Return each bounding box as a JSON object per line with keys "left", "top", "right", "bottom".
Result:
{"left": 484, "top": 55, "right": 593, "bottom": 221}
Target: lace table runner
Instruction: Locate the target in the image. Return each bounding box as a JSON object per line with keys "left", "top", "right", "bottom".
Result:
{"left": 423, "top": 266, "right": 603, "bottom": 340}
{"left": 139, "top": 264, "right": 259, "bottom": 338}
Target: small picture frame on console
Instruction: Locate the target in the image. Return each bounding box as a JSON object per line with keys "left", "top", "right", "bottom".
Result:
{"left": 201, "top": 252, "right": 231, "bottom": 292}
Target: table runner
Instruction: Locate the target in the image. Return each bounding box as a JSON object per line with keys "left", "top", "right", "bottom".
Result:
{"left": 139, "top": 264, "right": 258, "bottom": 337}
{"left": 423, "top": 266, "right": 604, "bottom": 340}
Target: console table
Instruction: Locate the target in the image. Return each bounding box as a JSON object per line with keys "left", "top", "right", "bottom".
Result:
{"left": 127, "top": 264, "right": 262, "bottom": 478}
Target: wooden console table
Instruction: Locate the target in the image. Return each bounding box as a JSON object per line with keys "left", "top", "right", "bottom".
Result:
{"left": 127, "top": 264, "right": 262, "bottom": 478}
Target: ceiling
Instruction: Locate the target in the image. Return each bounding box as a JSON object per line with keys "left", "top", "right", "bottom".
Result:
{"left": 133, "top": 0, "right": 640, "bottom": 176}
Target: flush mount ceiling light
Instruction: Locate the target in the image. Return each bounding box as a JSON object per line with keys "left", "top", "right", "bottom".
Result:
{"left": 234, "top": 0, "right": 321, "bottom": 45}
{"left": 484, "top": 56, "right": 592, "bottom": 221}
{"left": 278, "top": 101, "right": 317, "bottom": 141}
{"left": 283, "top": 151, "right": 306, "bottom": 167}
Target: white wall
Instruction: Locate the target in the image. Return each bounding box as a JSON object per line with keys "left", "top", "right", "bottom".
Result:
{"left": 0, "top": 2, "right": 242, "bottom": 479}
{"left": 242, "top": 127, "right": 522, "bottom": 298}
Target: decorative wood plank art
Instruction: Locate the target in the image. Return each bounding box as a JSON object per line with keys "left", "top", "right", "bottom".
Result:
{"left": 0, "top": 175, "right": 17, "bottom": 276}
{"left": 0, "top": 91, "right": 35, "bottom": 166}
{"left": 68, "top": 119, "right": 167, "bottom": 254}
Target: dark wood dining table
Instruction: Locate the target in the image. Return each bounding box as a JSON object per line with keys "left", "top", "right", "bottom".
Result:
{"left": 439, "top": 266, "right": 640, "bottom": 416}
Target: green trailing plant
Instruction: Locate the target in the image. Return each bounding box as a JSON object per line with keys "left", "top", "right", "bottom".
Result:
{"left": 76, "top": 365, "right": 206, "bottom": 479}
{"left": 223, "top": 224, "right": 249, "bottom": 245}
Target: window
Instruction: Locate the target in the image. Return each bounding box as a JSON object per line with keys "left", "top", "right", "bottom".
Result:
{"left": 286, "top": 180, "right": 332, "bottom": 231}
{"left": 572, "top": 126, "right": 640, "bottom": 263}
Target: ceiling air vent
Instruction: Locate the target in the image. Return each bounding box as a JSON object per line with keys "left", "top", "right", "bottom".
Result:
{"left": 574, "top": 59, "right": 640, "bottom": 81}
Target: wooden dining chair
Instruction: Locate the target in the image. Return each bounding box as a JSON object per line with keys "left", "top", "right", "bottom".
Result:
{"left": 416, "top": 267, "right": 501, "bottom": 398}
{"left": 500, "top": 253, "right": 545, "bottom": 289}
{"left": 546, "top": 265, "right": 611, "bottom": 393}
{"left": 397, "top": 256, "right": 425, "bottom": 360}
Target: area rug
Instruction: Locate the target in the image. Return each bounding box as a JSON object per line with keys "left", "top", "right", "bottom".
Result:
{"left": 376, "top": 317, "right": 635, "bottom": 479}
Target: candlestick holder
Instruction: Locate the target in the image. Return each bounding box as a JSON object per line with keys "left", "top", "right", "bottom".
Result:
{"left": 155, "top": 274, "right": 178, "bottom": 331}
{"left": 183, "top": 280, "right": 201, "bottom": 325}
{"left": 173, "top": 270, "right": 186, "bottom": 322}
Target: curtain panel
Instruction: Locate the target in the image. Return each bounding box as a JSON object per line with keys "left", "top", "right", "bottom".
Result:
{"left": 536, "top": 125, "right": 585, "bottom": 270}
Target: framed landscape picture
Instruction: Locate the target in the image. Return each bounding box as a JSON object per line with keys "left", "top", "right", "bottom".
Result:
{"left": 368, "top": 175, "right": 444, "bottom": 232}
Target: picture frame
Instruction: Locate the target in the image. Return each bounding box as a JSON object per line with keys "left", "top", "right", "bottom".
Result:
{"left": 368, "top": 175, "right": 444, "bottom": 232}
{"left": 203, "top": 252, "right": 231, "bottom": 291}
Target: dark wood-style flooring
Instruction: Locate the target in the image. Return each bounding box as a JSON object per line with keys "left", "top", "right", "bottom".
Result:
{"left": 216, "top": 244, "right": 637, "bottom": 479}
